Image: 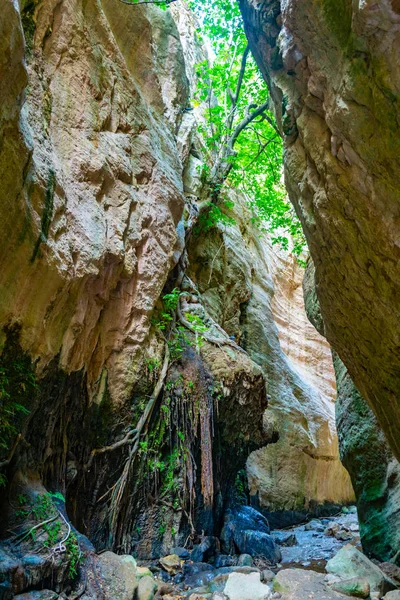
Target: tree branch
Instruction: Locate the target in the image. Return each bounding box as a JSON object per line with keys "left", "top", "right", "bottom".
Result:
{"left": 229, "top": 99, "right": 273, "bottom": 150}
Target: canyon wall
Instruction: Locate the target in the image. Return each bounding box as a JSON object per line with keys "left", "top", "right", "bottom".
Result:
{"left": 304, "top": 259, "right": 400, "bottom": 563}
{"left": 0, "top": 1, "right": 353, "bottom": 593}
{"left": 186, "top": 194, "right": 354, "bottom": 525}
{"left": 239, "top": 0, "right": 400, "bottom": 463}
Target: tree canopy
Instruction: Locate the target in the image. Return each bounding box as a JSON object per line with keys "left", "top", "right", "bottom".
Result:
{"left": 189, "top": 0, "right": 306, "bottom": 257}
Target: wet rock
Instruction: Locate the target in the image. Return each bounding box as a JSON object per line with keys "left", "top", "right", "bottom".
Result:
{"left": 237, "top": 554, "right": 253, "bottom": 567}
{"left": 157, "top": 570, "right": 172, "bottom": 583}
{"left": 330, "top": 577, "right": 370, "bottom": 598}
{"left": 326, "top": 545, "right": 395, "bottom": 595}
{"left": 335, "top": 530, "right": 354, "bottom": 542}
{"left": 223, "top": 572, "right": 271, "bottom": 600}
{"left": 261, "top": 569, "right": 276, "bottom": 583}
{"left": 189, "top": 595, "right": 208, "bottom": 600}
{"left": 304, "top": 520, "right": 324, "bottom": 532}
{"left": 271, "top": 532, "right": 298, "bottom": 547}
{"left": 384, "top": 592, "right": 400, "bottom": 599}
{"left": 183, "top": 563, "right": 215, "bottom": 577}
{"left": 170, "top": 547, "right": 190, "bottom": 559}
{"left": 159, "top": 555, "right": 181, "bottom": 575}
{"left": 235, "top": 530, "right": 281, "bottom": 564}
{"left": 221, "top": 507, "right": 280, "bottom": 563}
{"left": 97, "top": 551, "right": 137, "bottom": 600}
{"left": 214, "top": 555, "right": 235, "bottom": 568}
{"left": 191, "top": 538, "right": 217, "bottom": 563}
{"left": 137, "top": 575, "right": 157, "bottom": 600}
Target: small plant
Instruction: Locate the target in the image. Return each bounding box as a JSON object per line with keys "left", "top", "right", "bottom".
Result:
{"left": 139, "top": 440, "right": 148, "bottom": 454}
{"left": 194, "top": 202, "right": 236, "bottom": 235}
{"left": 147, "top": 358, "right": 161, "bottom": 373}
{"left": 65, "top": 532, "right": 82, "bottom": 578}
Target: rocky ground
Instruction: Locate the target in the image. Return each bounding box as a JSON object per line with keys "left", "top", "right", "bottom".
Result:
{"left": 12, "top": 507, "right": 400, "bottom": 600}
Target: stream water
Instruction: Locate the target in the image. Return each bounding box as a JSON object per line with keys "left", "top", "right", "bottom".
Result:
{"left": 274, "top": 509, "right": 360, "bottom": 572}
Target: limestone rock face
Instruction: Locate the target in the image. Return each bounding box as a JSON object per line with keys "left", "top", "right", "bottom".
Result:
{"left": 0, "top": 0, "right": 188, "bottom": 403}
{"left": 239, "top": 0, "right": 400, "bottom": 461}
{"left": 304, "top": 258, "right": 400, "bottom": 563}
{"left": 334, "top": 354, "right": 400, "bottom": 563}
{"left": 187, "top": 195, "right": 354, "bottom": 521}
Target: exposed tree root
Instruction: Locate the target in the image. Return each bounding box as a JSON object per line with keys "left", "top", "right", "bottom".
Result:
{"left": 85, "top": 429, "right": 138, "bottom": 472}
{"left": 108, "top": 342, "right": 170, "bottom": 538}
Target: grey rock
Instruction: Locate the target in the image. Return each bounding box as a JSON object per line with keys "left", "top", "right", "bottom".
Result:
{"left": 137, "top": 575, "right": 157, "bottom": 600}
{"left": 237, "top": 554, "right": 254, "bottom": 567}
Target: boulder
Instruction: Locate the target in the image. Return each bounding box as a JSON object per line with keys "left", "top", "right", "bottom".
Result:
{"left": 274, "top": 569, "right": 348, "bottom": 599}
{"left": 304, "top": 519, "right": 324, "bottom": 531}
{"left": 237, "top": 554, "right": 253, "bottom": 567}
{"left": 384, "top": 593, "right": 400, "bottom": 599}
{"left": 159, "top": 554, "right": 181, "bottom": 575}
{"left": 271, "top": 532, "right": 298, "bottom": 547}
{"left": 326, "top": 545, "right": 395, "bottom": 595}
{"left": 330, "top": 577, "right": 370, "bottom": 598}
{"left": 97, "top": 551, "right": 137, "bottom": 600}
{"left": 221, "top": 507, "right": 280, "bottom": 563}
{"left": 191, "top": 538, "right": 217, "bottom": 563}
{"left": 137, "top": 575, "right": 157, "bottom": 600}
{"left": 223, "top": 572, "right": 271, "bottom": 600}
{"left": 170, "top": 547, "right": 190, "bottom": 559}
{"left": 261, "top": 569, "right": 276, "bottom": 583}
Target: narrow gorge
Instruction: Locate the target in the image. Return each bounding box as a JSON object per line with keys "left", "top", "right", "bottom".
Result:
{"left": 0, "top": 1, "right": 399, "bottom": 599}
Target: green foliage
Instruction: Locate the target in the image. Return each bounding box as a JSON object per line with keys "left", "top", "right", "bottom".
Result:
{"left": 21, "top": 0, "right": 37, "bottom": 57}
{"left": 194, "top": 202, "right": 236, "bottom": 235}
{"left": 147, "top": 358, "right": 161, "bottom": 373}
{"left": 65, "top": 532, "right": 82, "bottom": 578}
{"left": 0, "top": 329, "right": 37, "bottom": 460}
{"left": 14, "top": 492, "right": 82, "bottom": 579}
{"left": 152, "top": 288, "right": 181, "bottom": 331}
{"left": 189, "top": 0, "right": 306, "bottom": 256}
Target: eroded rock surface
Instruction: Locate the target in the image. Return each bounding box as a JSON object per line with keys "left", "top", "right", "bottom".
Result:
{"left": 239, "top": 0, "right": 400, "bottom": 462}
{"left": 304, "top": 258, "right": 400, "bottom": 563}
{"left": 187, "top": 193, "right": 354, "bottom": 523}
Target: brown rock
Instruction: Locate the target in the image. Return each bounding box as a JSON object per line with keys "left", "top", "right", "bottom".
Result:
{"left": 159, "top": 554, "right": 181, "bottom": 575}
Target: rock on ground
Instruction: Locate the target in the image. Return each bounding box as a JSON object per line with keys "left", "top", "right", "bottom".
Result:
{"left": 137, "top": 575, "right": 158, "bottom": 600}
{"left": 326, "top": 545, "right": 394, "bottom": 595}
{"left": 223, "top": 572, "right": 271, "bottom": 600}
{"left": 97, "top": 552, "right": 137, "bottom": 600}
{"left": 274, "top": 569, "right": 350, "bottom": 599}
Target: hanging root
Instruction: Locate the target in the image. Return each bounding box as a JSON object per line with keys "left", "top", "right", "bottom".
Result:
{"left": 108, "top": 342, "right": 170, "bottom": 539}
